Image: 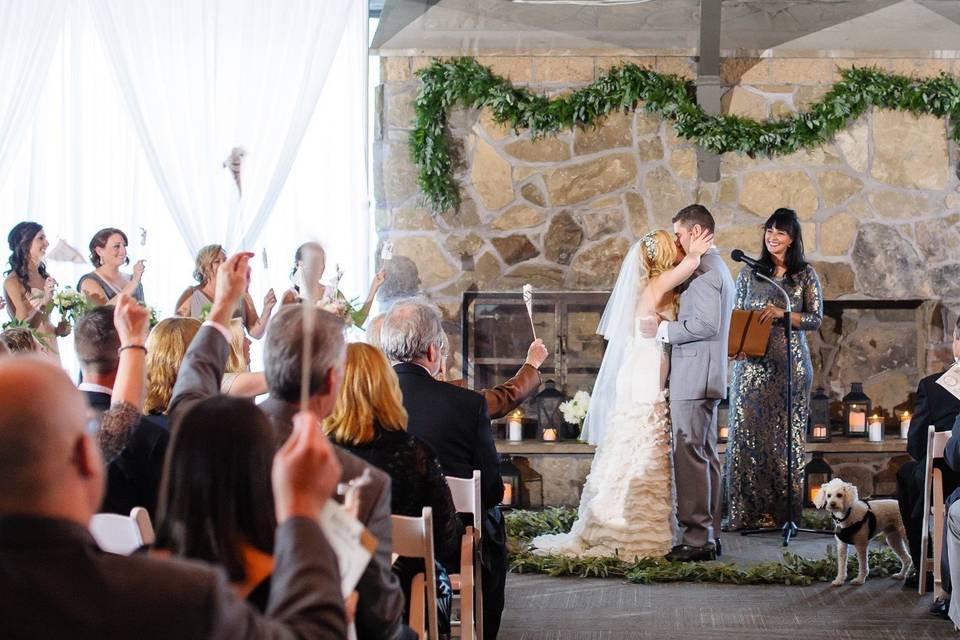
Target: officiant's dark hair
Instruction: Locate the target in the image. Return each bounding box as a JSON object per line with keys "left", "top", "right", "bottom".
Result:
{"left": 5, "top": 221, "right": 49, "bottom": 288}
{"left": 672, "top": 204, "right": 715, "bottom": 233}
{"left": 89, "top": 228, "right": 130, "bottom": 267}
{"left": 759, "top": 208, "right": 807, "bottom": 281}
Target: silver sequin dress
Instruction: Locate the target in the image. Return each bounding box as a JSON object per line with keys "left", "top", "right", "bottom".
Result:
{"left": 725, "top": 264, "right": 823, "bottom": 530}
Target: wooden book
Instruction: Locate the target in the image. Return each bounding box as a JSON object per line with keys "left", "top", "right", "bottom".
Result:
{"left": 727, "top": 309, "right": 772, "bottom": 358}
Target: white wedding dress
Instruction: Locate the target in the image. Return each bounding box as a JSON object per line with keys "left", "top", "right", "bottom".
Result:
{"left": 532, "top": 243, "right": 676, "bottom": 560}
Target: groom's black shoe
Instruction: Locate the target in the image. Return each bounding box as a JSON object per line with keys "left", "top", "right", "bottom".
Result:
{"left": 712, "top": 538, "right": 722, "bottom": 558}
{"left": 666, "top": 544, "right": 716, "bottom": 563}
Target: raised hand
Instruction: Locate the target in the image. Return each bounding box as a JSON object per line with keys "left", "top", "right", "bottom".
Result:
{"left": 525, "top": 338, "right": 549, "bottom": 369}
{"left": 113, "top": 293, "right": 151, "bottom": 347}
{"left": 687, "top": 228, "right": 715, "bottom": 258}
{"left": 209, "top": 252, "right": 254, "bottom": 326}
{"left": 263, "top": 288, "right": 277, "bottom": 312}
{"left": 272, "top": 410, "right": 342, "bottom": 521}
{"left": 132, "top": 259, "right": 147, "bottom": 279}
{"left": 42, "top": 276, "right": 57, "bottom": 305}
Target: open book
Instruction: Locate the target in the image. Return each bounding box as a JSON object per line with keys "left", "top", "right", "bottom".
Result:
{"left": 727, "top": 309, "right": 773, "bottom": 358}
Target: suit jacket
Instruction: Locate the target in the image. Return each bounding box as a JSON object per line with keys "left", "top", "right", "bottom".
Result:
{"left": 0, "top": 514, "right": 344, "bottom": 640}
{"left": 908, "top": 369, "right": 960, "bottom": 463}
{"left": 449, "top": 363, "right": 541, "bottom": 420}
{"left": 395, "top": 363, "right": 504, "bottom": 511}
{"left": 664, "top": 249, "right": 736, "bottom": 401}
{"left": 168, "top": 325, "right": 406, "bottom": 640}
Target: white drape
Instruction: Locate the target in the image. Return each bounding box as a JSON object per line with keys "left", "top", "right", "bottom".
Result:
{"left": 89, "top": 0, "right": 354, "bottom": 255}
{"left": 0, "top": 0, "right": 68, "bottom": 192}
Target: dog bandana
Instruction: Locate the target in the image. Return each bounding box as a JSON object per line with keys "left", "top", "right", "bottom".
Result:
{"left": 833, "top": 501, "right": 877, "bottom": 544}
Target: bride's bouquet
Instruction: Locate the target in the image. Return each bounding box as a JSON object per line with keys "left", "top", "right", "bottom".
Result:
{"left": 559, "top": 390, "right": 591, "bottom": 435}
{"left": 52, "top": 287, "right": 93, "bottom": 325}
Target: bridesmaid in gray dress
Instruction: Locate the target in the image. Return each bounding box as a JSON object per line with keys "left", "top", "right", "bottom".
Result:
{"left": 725, "top": 208, "right": 823, "bottom": 530}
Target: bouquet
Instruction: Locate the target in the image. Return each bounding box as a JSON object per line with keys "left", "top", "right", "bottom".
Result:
{"left": 52, "top": 287, "right": 93, "bottom": 325}
{"left": 559, "top": 390, "right": 591, "bottom": 434}
{"left": 318, "top": 292, "right": 365, "bottom": 328}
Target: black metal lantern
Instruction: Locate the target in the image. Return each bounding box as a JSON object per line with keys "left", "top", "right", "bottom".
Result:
{"left": 499, "top": 454, "right": 522, "bottom": 509}
{"left": 808, "top": 387, "right": 831, "bottom": 443}
{"left": 717, "top": 398, "right": 729, "bottom": 444}
{"left": 535, "top": 379, "right": 566, "bottom": 441}
{"left": 803, "top": 453, "right": 833, "bottom": 507}
{"left": 842, "top": 382, "right": 871, "bottom": 438}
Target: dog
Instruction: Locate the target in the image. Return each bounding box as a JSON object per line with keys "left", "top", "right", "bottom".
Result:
{"left": 814, "top": 478, "right": 912, "bottom": 586}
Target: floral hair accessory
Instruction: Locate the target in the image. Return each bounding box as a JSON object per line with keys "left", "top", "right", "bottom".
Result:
{"left": 639, "top": 232, "right": 658, "bottom": 260}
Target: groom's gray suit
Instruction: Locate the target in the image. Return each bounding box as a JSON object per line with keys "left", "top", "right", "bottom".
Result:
{"left": 660, "top": 248, "right": 735, "bottom": 548}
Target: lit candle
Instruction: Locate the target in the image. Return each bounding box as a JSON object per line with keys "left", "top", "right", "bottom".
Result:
{"left": 502, "top": 482, "right": 513, "bottom": 505}
{"left": 543, "top": 428, "right": 557, "bottom": 442}
{"left": 900, "top": 412, "right": 911, "bottom": 440}
{"left": 849, "top": 410, "right": 866, "bottom": 433}
{"left": 718, "top": 426, "right": 729, "bottom": 440}
{"left": 810, "top": 484, "right": 821, "bottom": 504}
{"left": 868, "top": 415, "right": 883, "bottom": 442}
{"left": 812, "top": 425, "right": 828, "bottom": 440}
{"left": 508, "top": 411, "right": 523, "bottom": 442}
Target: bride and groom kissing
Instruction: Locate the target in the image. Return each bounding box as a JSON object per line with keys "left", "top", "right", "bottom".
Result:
{"left": 533, "top": 204, "right": 735, "bottom": 563}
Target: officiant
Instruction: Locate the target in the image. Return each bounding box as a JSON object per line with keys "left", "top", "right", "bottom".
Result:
{"left": 724, "top": 208, "right": 823, "bottom": 531}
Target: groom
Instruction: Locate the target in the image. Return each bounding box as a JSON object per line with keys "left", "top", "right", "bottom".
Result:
{"left": 643, "top": 204, "right": 735, "bottom": 562}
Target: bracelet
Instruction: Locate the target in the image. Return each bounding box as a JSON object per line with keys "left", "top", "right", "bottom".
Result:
{"left": 118, "top": 344, "right": 147, "bottom": 355}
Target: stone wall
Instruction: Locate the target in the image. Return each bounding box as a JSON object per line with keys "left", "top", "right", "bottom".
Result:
{"left": 374, "top": 55, "right": 960, "bottom": 399}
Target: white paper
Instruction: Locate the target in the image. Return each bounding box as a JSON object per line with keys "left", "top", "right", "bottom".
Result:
{"left": 380, "top": 241, "right": 393, "bottom": 261}
{"left": 47, "top": 239, "right": 86, "bottom": 264}
{"left": 318, "top": 500, "right": 375, "bottom": 597}
{"left": 937, "top": 362, "right": 960, "bottom": 401}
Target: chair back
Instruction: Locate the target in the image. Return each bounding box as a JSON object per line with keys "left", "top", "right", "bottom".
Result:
{"left": 446, "top": 471, "right": 482, "bottom": 539}
{"left": 90, "top": 507, "right": 156, "bottom": 555}
{"left": 920, "top": 426, "right": 952, "bottom": 596}
{"left": 391, "top": 507, "right": 439, "bottom": 640}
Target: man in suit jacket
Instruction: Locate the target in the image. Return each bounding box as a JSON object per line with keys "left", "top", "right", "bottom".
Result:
{"left": 380, "top": 298, "right": 506, "bottom": 640}
{"left": 0, "top": 329, "right": 345, "bottom": 638}
{"left": 75, "top": 305, "right": 169, "bottom": 518}
{"left": 646, "top": 204, "right": 735, "bottom": 562}
{"left": 168, "top": 252, "right": 408, "bottom": 640}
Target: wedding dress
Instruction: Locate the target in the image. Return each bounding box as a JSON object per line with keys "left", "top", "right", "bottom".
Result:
{"left": 532, "top": 242, "right": 676, "bottom": 560}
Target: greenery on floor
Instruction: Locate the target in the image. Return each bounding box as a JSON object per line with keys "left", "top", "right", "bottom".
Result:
{"left": 506, "top": 507, "right": 903, "bottom": 586}
{"left": 412, "top": 57, "right": 960, "bottom": 213}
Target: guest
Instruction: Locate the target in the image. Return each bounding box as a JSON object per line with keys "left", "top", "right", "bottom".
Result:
{"left": 381, "top": 298, "right": 506, "bottom": 640}
{"left": 325, "top": 343, "right": 463, "bottom": 633}
{"left": 221, "top": 319, "right": 268, "bottom": 397}
{"left": 143, "top": 317, "right": 202, "bottom": 428}
{"left": 175, "top": 243, "right": 275, "bottom": 338}
{"left": 280, "top": 241, "right": 385, "bottom": 326}
{"left": 168, "top": 251, "right": 409, "bottom": 640}
{"left": 77, "top": 227, "right": 145, "bottom": 305}
{"left": 0, "top": 355, "right": 346, "bottom": 638}
{"left": 725, "top": 208, "right": 823, "bottom": 530}
{"left": 0, "top": 327, "right": 39, "bottom": 354}
{"left": 899, "top": 315, "right": 960, "bottom": 592}
{"left": 3, "top": 222, "right": 71, "bottom": 358}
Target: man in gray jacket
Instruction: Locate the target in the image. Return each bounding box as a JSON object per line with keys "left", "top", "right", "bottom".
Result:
{"left": 648, "top": 204, "right": 735, "bottom": 562}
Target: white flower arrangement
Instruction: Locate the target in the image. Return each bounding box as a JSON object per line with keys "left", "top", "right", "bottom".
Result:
{"left": 559, "top": 390, "right": 591, "bottom": 426}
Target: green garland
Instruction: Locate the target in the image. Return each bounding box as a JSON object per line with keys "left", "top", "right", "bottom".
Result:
{"left": 506, "top": 507, "right": 903, "bottom": 586}
{"left": 411, "top": 57, "right": 960, "bottom": 214}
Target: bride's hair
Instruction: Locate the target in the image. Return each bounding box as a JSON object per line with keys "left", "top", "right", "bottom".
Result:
{"left": 640, "top": 230, "right": 679, "bottom": 279}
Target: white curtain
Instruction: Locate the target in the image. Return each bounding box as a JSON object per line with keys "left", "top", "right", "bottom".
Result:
{"left": 89, "top": 0, "right": 354, "bottom": 255}
{"left": 0, "top": 0, "right": 68, "bottom": 192}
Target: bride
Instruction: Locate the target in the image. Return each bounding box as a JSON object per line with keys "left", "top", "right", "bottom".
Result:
{"left": 532, "top": 227, "right": 714, "bottom": 559}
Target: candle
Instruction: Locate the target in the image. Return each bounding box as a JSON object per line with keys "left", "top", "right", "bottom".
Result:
{"left": 812, "top": 425, "right": 828, "bottom": 439}
{"left": 900, "top": 412, "right": 911, "bottom": 439}
{"left": 868, "top": 415, "right": 883, "bottom": 442}
{"left": 810, "top": 485, "right": 821, "bottom": 504}
{"left": 849, "top": 411, "right": 866, "bottom": 433}
{"left": 718, "top": 426, "right": 729, "bottom": 440}
{"left": 508, "top": 419, "right": 523, "bottom": 442}
{"left": 502, "top": 482, "right": 513, "bottom": 505}
{"left": 543, "top": 428, "right": 557, "bottom": 442}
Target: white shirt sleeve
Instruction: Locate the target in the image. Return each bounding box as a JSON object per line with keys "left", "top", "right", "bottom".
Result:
{"left": 655, "top": 321, "right": 670, "bottom": 343}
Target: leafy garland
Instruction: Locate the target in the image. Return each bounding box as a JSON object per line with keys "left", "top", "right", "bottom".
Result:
{"left": 506, "top": 507, "right": 903, "bottom": 586}
{"left": 411, "top": 57, "right": 960, "bottom": 214}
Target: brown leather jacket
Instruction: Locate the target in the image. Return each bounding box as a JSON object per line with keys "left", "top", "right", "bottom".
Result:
{"left": 449, "top": 363, "right": 542, "bottom": 419}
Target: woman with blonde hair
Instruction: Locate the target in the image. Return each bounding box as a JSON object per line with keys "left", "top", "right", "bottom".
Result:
{"left": 533, "top": 225, "right": 714, "bottom": 560}
{"left": 325, "top": 342, "right": 462, "bottom": 634}
{"left": 220, "top": 319, "right": 268, "bottom": 397}
{"left": 144, "top": 317, "right": 203, "bottom": 427}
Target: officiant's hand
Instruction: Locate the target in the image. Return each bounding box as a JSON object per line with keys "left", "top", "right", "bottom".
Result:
{"left": 758, "top": 304, "right": 785, "bottom": 324}
{"left": 525, "top": 339, "right": 548, "bottom": 369}
{"left": 638, "top": 316, "right": 658, "bottom": 338}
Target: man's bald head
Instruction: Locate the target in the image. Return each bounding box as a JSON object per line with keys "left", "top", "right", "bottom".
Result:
{"left": 0, "top": 357, "right": 102, "bottom": 518}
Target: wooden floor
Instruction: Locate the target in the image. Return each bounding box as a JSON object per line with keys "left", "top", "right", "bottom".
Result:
{"left": 500, "top": 532, "right": 956, "bottom": 639}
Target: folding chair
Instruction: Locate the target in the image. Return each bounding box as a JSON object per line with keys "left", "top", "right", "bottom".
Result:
{"left": 392, "top": 507, "right": 439, "bottom": 640}
{"left": 90, "top": 507, "right": 155, "bottom": 555}
{"left": 446, "top": 471, "right": 483, "bottom": 640}
{"left": 920, "top": 425, "right": 951, "bottom": 597}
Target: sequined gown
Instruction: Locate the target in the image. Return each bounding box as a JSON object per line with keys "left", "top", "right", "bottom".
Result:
{"left": 725, "top": 265, "right": 823, "bottom": 530}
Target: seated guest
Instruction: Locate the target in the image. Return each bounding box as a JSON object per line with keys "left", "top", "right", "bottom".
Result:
{"left": 0, "top": 355, "right": 346, "bottom": 638}
{"left": 168, "top": 251, "right": 409, "bottom": 640}
{"left": 0, "top": 327, "right": 39, "bottom": 354}
{"left": 222, "top": 319, "right": 268, "bottom": 397}
{"left": 898, "top": 315, "right": 960, "bottom": 588}
{"left": 325, "top": 343, "right": 463, "bottom": 633}
{"left": 143, "top": 317, "right": 202, "bottom": 429}
{"left": 77, "top": 227, "right": 146, "bottom": 305}
{"left": 175, "top": 243, "right": 275, "bottom": 338}
{"left": 74, "top": 304, "right": 168, "bottom": 517}
{"left": 381, "top": 298, "right": 506, "bottom": 640}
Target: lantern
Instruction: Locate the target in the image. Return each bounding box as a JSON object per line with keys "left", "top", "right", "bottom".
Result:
{"left": 499, "top": 454, "right": 522, "bottom": 509}
{"left": 717, "top": 398, "right": 729, "bottom": 444}
{"left": 803, "top": 453, "right": 833, "bottom": 507}
{"left": 535, "top": 379, "right": 566, "bottom": 441}
{"left": 842, "top": 382, "right": 871, "bottom": 438}
{"left": 807, "top": 387, "right": 831, "bottom": 443}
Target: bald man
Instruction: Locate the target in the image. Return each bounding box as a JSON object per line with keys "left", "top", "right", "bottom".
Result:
{"left": 0, "top": 356, "right": 346, "bottom": 640}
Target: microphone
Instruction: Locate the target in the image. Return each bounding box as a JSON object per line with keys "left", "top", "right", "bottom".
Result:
{"left": 730, "top": 249, "right": 773, "bottom": 277}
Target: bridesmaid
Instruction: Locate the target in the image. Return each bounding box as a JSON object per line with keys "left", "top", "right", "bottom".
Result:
{"left": 2, "top": 222, "right": 71, "bottom": 358}
{"left": 725, "top": 208, "right": 823, "bottom": 530}
{"left": 78, "top": 228, "right": 146, "bottom": 305}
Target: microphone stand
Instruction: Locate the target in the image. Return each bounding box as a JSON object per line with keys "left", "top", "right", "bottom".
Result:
{"left": 738, "top": 268, "right": 832, "bottom": 546}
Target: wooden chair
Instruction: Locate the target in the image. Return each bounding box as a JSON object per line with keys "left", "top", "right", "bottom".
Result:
{"left": 446, "top": 471, "right": 483, "bottom": 640}
{"left": 90, "top": 507, "right": 155, "bottom": 555}
{"left": 920, "top": 425, "right": 951, "bottom": 597}
{"left": 392, "top": 507, "right": 439, "bottom": 640}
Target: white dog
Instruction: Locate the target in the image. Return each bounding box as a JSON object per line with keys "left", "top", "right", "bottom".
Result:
{"left": 814, "top": 478, "right": 912, "bottom": 586}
